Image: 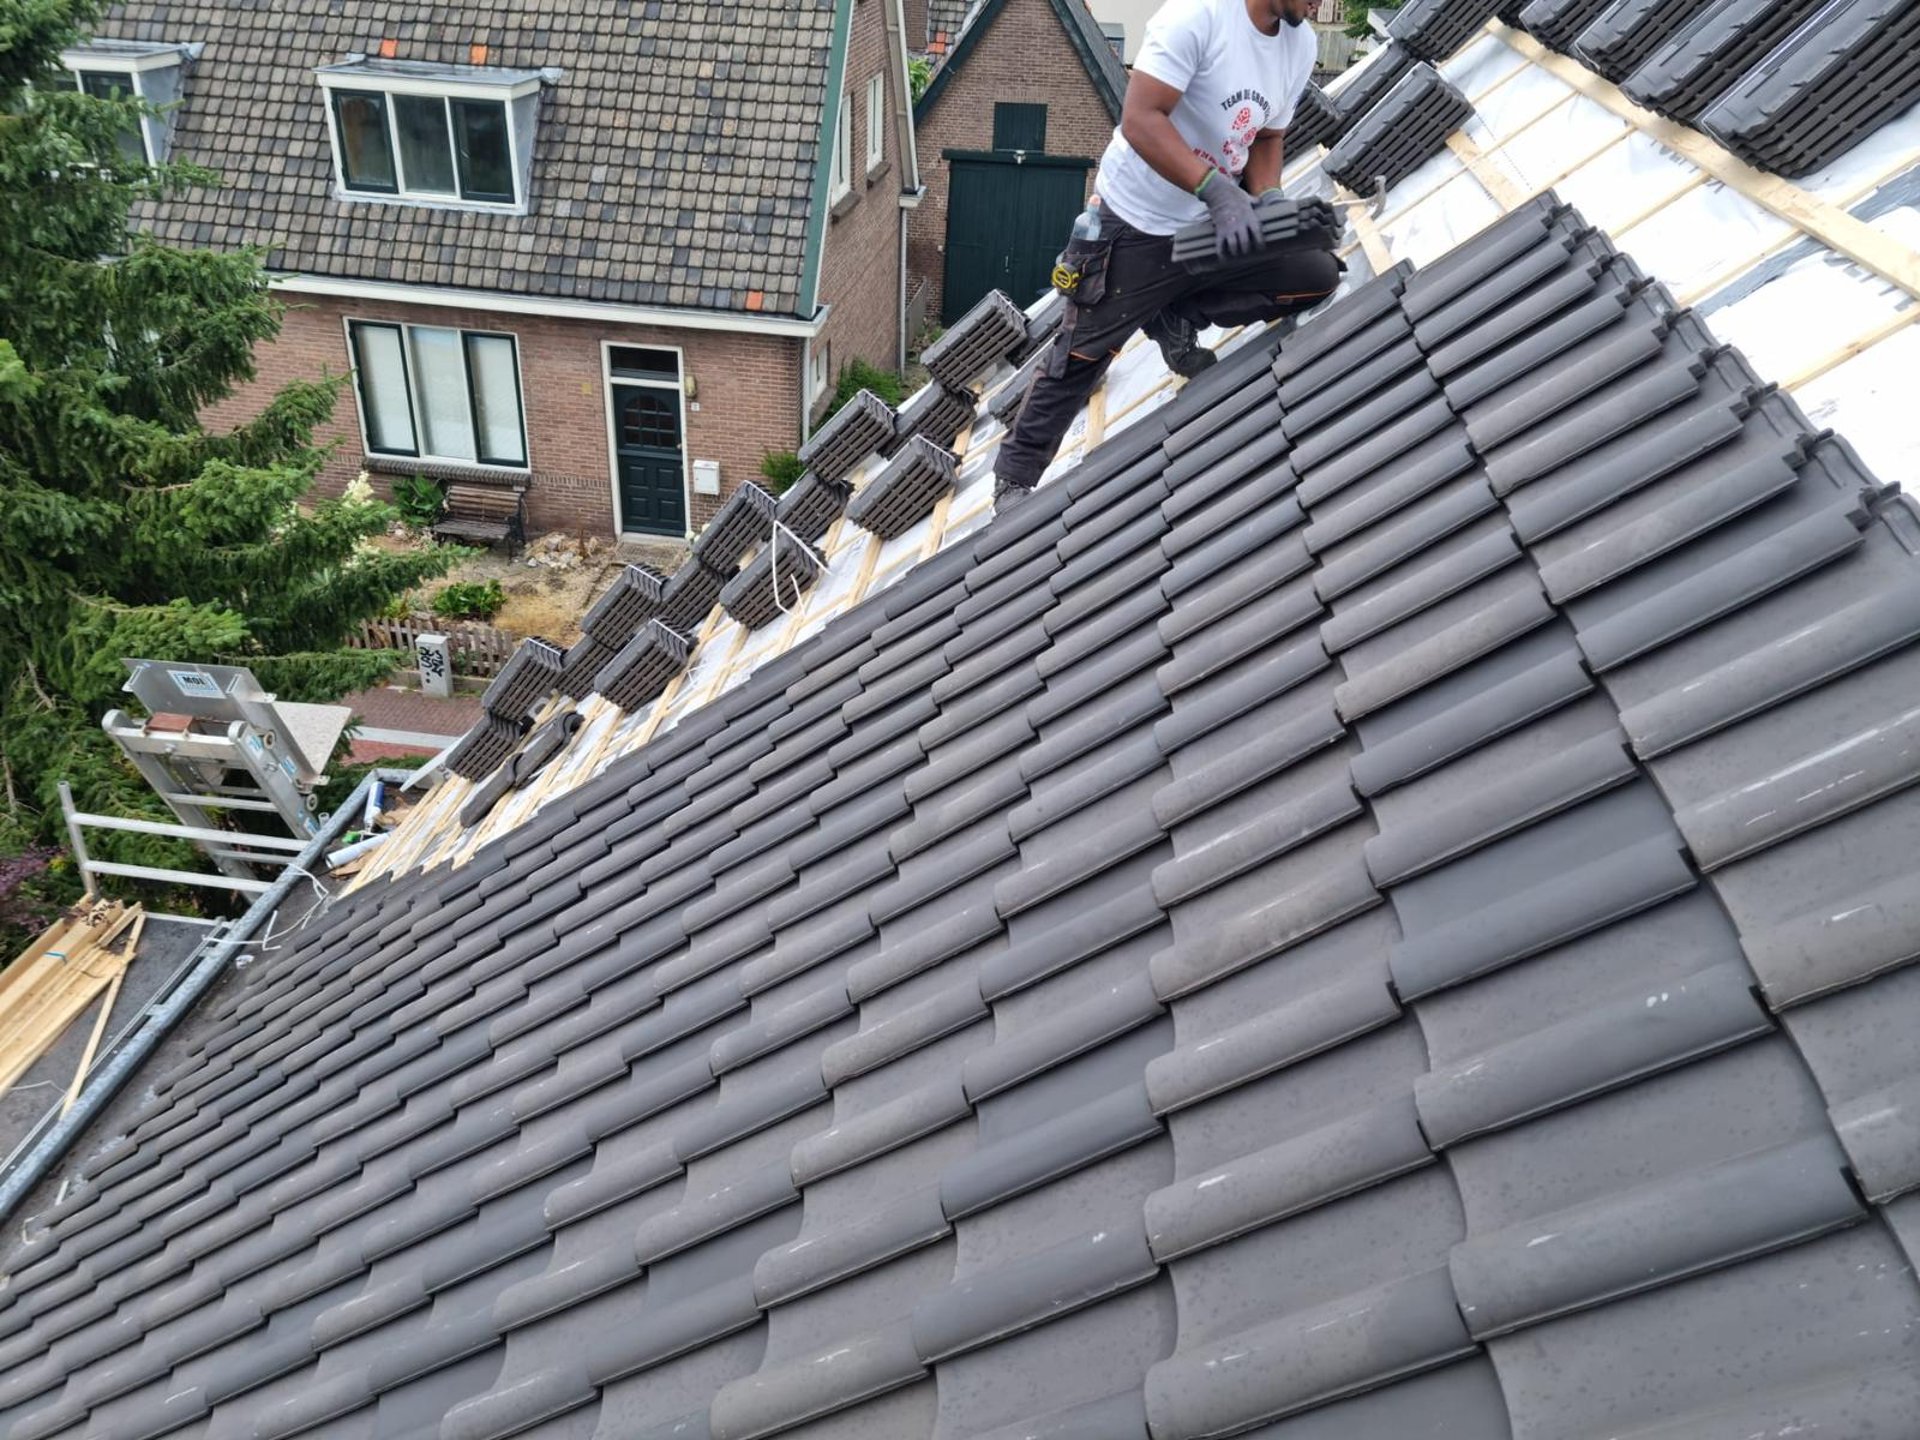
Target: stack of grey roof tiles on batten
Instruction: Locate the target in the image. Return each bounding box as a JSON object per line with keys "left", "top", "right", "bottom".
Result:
{"left": 445, "top": 298, "right": 1048, "bottom": 781}
{"left": 4, "top": 189, "right": 1920, "bottom": 1440}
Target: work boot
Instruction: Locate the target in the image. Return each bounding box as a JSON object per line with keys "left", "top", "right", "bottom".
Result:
{"left": 993, "top": 476, "right": 1034, "bottom": 513}
{"left": 1145, "top": 311, "right": 1217, "bottom": 379}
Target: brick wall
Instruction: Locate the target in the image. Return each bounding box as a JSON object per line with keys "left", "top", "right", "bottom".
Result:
{"left": 206, "top": 293, "right": 801, "bottom": 538}
{"left": 908, "top": 0, "right": 1119, "bottom": 322}
{"left": 813, "top": 0, "right": 909, "bottom": 419}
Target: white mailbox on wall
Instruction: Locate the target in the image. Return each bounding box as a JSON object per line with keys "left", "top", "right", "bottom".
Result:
{"left": 692, "top": 459, "right": 721, "bottom": 496}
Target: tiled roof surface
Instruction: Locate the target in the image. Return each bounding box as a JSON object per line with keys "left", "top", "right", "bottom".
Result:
{"left": 6, "top": 177, "right": 1920, "bottom": 1439}
{"left": 92, "top": 1, "right": 838, "bottom": 314}
{"left": 926, "top": 0, "right": 977, "bottom": 51}
{"left": 11, "top": 3, "right": 1920, "bottom": 1434}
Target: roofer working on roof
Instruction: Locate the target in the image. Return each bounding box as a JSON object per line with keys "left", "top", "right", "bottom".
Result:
{"left": 992, "top": 0, "right": 1339, "bottom": 506}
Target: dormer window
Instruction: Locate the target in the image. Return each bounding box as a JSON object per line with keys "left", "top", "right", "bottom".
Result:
{"left": 316, "top": 59, "right": 545, "bottom": 213}
{"left": 55, "top": 40, "right": 196, "bottom": 164}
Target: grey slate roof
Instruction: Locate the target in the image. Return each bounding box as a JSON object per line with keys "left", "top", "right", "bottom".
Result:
{"left": 90, "top": 1, "right": 838, "bottom": 315}
{"left": 6, "top": 192, "right": 1920, "bottom": 1438}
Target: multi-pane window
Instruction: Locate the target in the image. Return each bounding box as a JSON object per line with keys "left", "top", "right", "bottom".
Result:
{"left": 317, "top": 60, "right": 541, "bottom": 211}
{"left": 330, "top": 90, "right": 515, "bottom": 203}
{"left": 865, "top": 73, "right": 884, "bottom": 172}
{"left": 50, "top": 43, "right": 194, "bottom": 164}
{"left": 830, "top": 94, "right": 853, "bottom": 200}
{"left": 348, "top": 320, "right": 527, "bottom": 468}
{"left": 50, "top": 68, "right": 146, "bottom": 163}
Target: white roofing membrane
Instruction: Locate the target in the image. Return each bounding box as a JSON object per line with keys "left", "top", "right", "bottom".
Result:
{"left": 357, "top": 22, "right": 1920, "bottom": 884}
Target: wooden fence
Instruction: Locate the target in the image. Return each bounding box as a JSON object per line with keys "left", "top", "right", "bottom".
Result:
{"left": 352, "top": 616, "right": 517, "bottom": 678}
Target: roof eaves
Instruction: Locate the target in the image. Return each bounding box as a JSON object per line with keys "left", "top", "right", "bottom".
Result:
{"left": 801, "top": 0, "right": 860, "bottom": 320}
{"left": 1046, "top": 0, "right": 1129, "bottom": 121}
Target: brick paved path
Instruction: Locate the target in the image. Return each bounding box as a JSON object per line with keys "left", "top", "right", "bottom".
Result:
{"left": 341, "top": 684, "right": 483, "bottom": 739}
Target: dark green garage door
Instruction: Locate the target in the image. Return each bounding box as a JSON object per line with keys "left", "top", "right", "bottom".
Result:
{"left": 942, "top": 149, "right": 1093, "bottom": 324}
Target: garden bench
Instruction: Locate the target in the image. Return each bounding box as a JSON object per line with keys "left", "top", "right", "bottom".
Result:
{"left": 433, "top": 482, "right": 528, "bottom": 556}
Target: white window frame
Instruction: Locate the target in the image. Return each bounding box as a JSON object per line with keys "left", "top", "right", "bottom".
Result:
{"left": 55, "top": 43, "right": 192, "bottom": 164}
{"left": 316, "top": 61, "right": 542, "bottom": 214}
{"left": 865, "top": 72, "right": 885, "bottom": 174}
{"left": 830, "top": 93, "right": 853, "bottom": 202}
{"left": 810, "top": 339, "right": 832, "bottom": 404}
{"left": 343, "top": 316, "right": 531, "bottom": 471}
{"left": 601, "top": 342, "right": 693, "bottom": 539}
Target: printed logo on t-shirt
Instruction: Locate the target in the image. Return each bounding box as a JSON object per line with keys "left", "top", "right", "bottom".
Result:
{"left": 1207, "top": 89, "right": 1271, "bottom": 176}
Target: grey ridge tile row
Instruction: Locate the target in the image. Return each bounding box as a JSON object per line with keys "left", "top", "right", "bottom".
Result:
{"left": 6, "top": 189, "right": 1920, "bottom": 1440}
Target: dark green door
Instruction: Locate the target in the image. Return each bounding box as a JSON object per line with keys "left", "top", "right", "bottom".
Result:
{"left": 942, "top": 150, "right": 1093, "bottom": 323}
{"left": 613, "top": 385, "right": 686, "bottom": 536}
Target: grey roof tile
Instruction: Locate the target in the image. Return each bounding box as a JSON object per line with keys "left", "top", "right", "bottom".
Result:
{"left": 1146, "top": 1265, "right": 1473, "bottom": 1435}
{"left": 16, "top": 183, "right": 1920, "bottom": 1440}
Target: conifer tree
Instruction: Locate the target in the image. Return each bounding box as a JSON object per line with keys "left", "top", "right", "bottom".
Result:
{"left": 0, "top": 0, "right": 458, "bottom": 869}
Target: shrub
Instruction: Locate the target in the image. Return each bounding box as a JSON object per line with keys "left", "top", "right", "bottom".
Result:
{"left": 759, "top": 450, "right": 807, "bottom": 492}
{"left": 431, "top": 580, "right": 506, "bottom": 621}
{"left": 391, "top": 473, "right": 444, "bottom": 528}
{"left": 831, "top": 358, "right": 907, "bottom": 416}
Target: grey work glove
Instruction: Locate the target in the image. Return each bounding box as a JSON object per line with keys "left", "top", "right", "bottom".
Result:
{"left": 1196, "top": 169, "right": 1264, "bottom": 260}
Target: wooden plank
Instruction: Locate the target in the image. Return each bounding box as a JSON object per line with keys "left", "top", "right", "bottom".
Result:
{"left": 1084, "top": 388, "right": 1108, "bottom": 451}
{"left": 1341, "top": 184, "right": 1395, "bottom": 273}
{"left": 1446, "top": 129, "right": 1528, "bottom": 211}
{"left": 1676, "top": 141, "right": 1920, "bottom": 304}
{"left": 1610, "top": 170, "right": 1709, "bottom": 238}
{"left": 1494, "top": 22, "right": 1920, "bottom": 300}
{"left": 60, "top": 913, "right": 140, "bottom": 1116}
{"left": 0, "top": 905, "right": 137, "bottom": 1100}
{"left": 1465, "top": 39, "right": 1534, "bottom": 105}
{"left": 1783, "top": 305, "right": 1920, "bottom": 390}
{"left": 0, "top": 906, "right": 98, "bottom": 1010}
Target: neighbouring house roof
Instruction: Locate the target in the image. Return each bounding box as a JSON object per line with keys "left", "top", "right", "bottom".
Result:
{"left": 89, "top": 1, "right": 847, "bottom": 316}
{"left": 918, "top": 0, "right": 1129, "bottom": 122}
{"left": 5, "top": 9, "right": 1920, "bottom": 1440}
{"left": 925, "top": 0, "right": 979, "bottom": 53}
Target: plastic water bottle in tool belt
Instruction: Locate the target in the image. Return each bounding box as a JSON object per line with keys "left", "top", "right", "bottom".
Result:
{"left": 1051, "top": 202, "right": 1103, "bottom": 297}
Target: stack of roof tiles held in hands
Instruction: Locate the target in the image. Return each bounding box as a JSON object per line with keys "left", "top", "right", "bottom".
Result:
{"left": 1324, "top": 62, "right": 1474, "bottom": 196}
{"left": 445, "top": 638, "right": 564, "bottom": 780}
{"left": 1701, "top": 0, "right": 1920, "bottom": 177}
{"left": 7, "top": 195, "right": 1920, "bottom": 1440}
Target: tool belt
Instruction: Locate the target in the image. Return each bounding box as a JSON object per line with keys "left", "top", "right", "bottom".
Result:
{"left": 1052, "top": 230, "right": 1114, "bottom": 308}
{"left": 1046, "top": 217, "right": 1117, "bottom": 378}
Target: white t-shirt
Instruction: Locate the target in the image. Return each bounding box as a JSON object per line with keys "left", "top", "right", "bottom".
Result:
{"left": 1094, "top": 0, "right": 1318, "bottom": 235}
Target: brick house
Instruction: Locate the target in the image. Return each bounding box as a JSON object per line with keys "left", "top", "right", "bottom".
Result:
{"left": 71, "top": 1, "right": 923, "bottom": 539}
{"left": 907, "top": 0, "right": 1127, "bottom": 327}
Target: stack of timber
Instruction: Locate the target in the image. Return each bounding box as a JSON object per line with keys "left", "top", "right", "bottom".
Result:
{"left": 0, "top": 899, "right": 143, "bottom": 1101}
